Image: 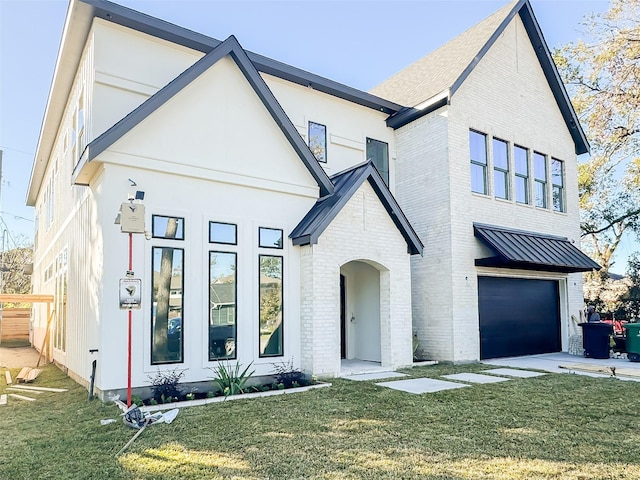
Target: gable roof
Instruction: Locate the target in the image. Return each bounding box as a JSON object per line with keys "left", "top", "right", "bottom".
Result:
{"left": 290, "top": 161, "right": 423, "bottom": 256}
{"left": 27, "top": 0, "right": 400, "bottom": 205}
{"left": 78, "top": 35, "right": 335, "bottom": 196}
{"left": 371, "top": 0, "right": 589, "bottom": 155}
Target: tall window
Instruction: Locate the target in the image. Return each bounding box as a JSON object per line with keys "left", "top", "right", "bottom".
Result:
{"left": 514, "top": 145, "right": 529, "bottom": 204}
{"left": 533, "top": 152, "right": 548, "bottom": 208}
{"left": 366, "top": 138, "right": 389, "bottom": 185}
{"left": 77, "top": 89, "right": 85, "bottom": 158}
{"left": 469, "top": 130, "right": 487, "bottom": 194}
{"left": 493, "top": 138, "right": 509, "bottom": 200}
{"left": 259, "top": 255, "right": 283, "bottom": 357}
{"left": 308, "top": 121, "right": 326, "bottom": 163}
{"left": 209, "top": 251, "right": 237, "bottom": 360}
{"left": 54, "top": 249, "right": 68, "bottom": 352}
{"left": 151, "top": 247, "right": 184, "bottom": 364}
{"left": 551, "top": 158, "right": 565, "bottom": 212}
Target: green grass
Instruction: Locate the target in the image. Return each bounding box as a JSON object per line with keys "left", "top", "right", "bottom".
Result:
{"left": 2, "top": 363, "right": 640, "bottom": 479}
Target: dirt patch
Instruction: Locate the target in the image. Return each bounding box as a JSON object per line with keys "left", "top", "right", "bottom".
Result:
{"left": 0, "top": 346, "right": 40, "bottom": 369}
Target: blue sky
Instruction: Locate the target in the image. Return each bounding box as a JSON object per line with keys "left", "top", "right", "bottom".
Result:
{"left": 0, "top": 0, "right": 616, "bottom": 259}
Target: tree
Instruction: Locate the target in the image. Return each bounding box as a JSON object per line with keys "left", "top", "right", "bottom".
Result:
{"left": 554, "top": 0, "right": 640, "bottom": 268}
{"left": 1, "top": 246, "right": 32, "bottom": 294}
{"left": 554, "top": 0, "right": 640, "bottom": 310}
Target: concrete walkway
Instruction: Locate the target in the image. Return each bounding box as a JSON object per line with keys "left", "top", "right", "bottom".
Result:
{"left": 0, "top": 346, "right": 41, "bottom": 369}
{"left": 482, "top": 352, "right": 640, "bottom": 379}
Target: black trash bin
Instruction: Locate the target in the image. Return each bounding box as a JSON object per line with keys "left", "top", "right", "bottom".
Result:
{"left": 579, "top": 322, "right": 612, "bottom": 359}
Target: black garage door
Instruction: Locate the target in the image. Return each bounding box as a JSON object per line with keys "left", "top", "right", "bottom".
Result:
{"left": 478, "top": 276, "right": 561, "bottom": 359}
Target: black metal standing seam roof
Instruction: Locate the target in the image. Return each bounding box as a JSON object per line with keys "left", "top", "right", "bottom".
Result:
{"left": 81, "top": 35, "right": 335, "bottom": 197}
{"left": 290, "top": 161, "right": 423, "bottom": 256}
{"left": 82, "top": 0, "right": 403, "bottom": 115}
{"left": 473, "top": 223, "right": 600, "bottom": 273}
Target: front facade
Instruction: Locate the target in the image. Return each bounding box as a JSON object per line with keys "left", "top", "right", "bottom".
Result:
{"left": 27, "top": 0, "right": 596, "bottom": 398}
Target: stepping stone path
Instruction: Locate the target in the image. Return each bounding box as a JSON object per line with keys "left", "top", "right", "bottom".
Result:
{"left": 481, "top": 368, "right": 546, "bottom": 378}
{"left": 365, "top": 368, "right": 546, "bottom": 394}
{"left": 442, "top": 372, "right": 511, "bottom": 384}
{"left": 376, "top": 378, "right": 470, "bottom": 394}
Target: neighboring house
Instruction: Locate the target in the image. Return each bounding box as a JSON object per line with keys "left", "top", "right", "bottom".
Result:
{"left": 27, "top": 0, "right": 597, "bottom": 399}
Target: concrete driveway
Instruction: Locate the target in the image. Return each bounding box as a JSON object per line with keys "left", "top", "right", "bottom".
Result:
{"left": 483, "top": 352, "right": 640, "bottom": 380}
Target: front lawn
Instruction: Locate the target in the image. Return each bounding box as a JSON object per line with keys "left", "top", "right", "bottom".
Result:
{"left": 1, "top": 363, "right": 640, "bottom": 479}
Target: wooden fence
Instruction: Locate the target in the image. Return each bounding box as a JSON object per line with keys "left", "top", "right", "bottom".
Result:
{"left": 0, "top": 308, "right": 31, "bottom": 342}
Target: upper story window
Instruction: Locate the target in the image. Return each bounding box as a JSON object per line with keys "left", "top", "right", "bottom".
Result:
{"left": 259, "top": 227, "right": 283, "bottom": 249}
{"left": 492, "top": 138, "right": 509, "bottom": 200}
{"left": 209, "top": 221, "right": 237, "bottom": 245}
{"left": 551, "top": 158, "right": 565, "bottom": 212}
{"left": 533, "top": 152, "right": 548, "bottom": 209}
{"left": 366, "top": 138, "right": 389, "bottom": 186}
{"left": 77, "top": 90, "right": 85, "bottom": 155}
{"left": 308, "top": 121, "right": 326, "bottom": 163}
{"left": 152, "top": 215, "right": 185, "bottom": 240}
{"left": 514, "top": 145, "right": 529, "bottom": 204}
{"left": 469, "top": 130, "right": 487, "bottom": 194}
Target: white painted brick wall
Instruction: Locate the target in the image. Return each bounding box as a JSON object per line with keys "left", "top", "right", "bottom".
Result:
{"left": 394, "top": 16, "right": 586, "bottom": 362}
{"left": 299, "top": 182, "right": 413, "bottom": 377}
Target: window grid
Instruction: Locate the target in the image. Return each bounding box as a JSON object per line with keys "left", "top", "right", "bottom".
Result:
{"left": 469, "top": 130, "right": 488, "bottom": 195}
{"left": 533, "top": 152, "right": 548, "bottom": 209}
{"left": 551, "top": 158, "right": 565, "bottom": 212}
{"left": 514, "top": 145, "right": 529, "bottom": 205}
{"left": 492, "top": 138, "right": 509, "bottom": 200}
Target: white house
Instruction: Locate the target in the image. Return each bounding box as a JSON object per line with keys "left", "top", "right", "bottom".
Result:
{"left": 27, "top": 0, "right": 598, "bottom": 399}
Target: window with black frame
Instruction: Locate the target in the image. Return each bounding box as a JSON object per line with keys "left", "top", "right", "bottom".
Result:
{"left": 259, "top": 255, "right": 283, "bottom": 357}
{"left": 309, "top": 121, "right": 327, "bottom": 163}
{"left": 151, "top": 247, "right": 184, "bottom": 364}
{"left": 209, "top": 251, "right": 237, "bottom": 360}
{"left": 469, "top": 130, "right": 488, "bottom": 194}
{"left": 366, "top": 137, "right": 389, "bottom": 185}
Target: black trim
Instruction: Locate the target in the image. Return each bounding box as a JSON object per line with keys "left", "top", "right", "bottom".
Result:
{"left": 382, "top": 0, "right": 589, "bottom": 155}
{"left": 258, "top": 254, "right": 284, "bottom": 358}
{"left": 209, "top": 221, "right": 237, "bottom": 245}
{"left": 82, "top": 0, "right": 402, "bottom": 115}
{"left": 208, "top": 250, "right": 237, "bottom": 361}
{"left": 84, "top": 35, "right": 335, "bottom": 196}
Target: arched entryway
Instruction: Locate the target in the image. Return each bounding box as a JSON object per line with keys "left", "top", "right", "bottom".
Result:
{"left": 340, "top": 260, "right": 386, "bottom": 371}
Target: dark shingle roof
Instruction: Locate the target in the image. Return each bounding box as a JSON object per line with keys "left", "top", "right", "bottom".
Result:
{"left": 371, "top": 0, "right": 588, "bottom": 155}
{"left": 474, "top": 223, "right": 600, "bottom": 273}
{"left": 290, "top": 161, "right": 423, "bottom": 255}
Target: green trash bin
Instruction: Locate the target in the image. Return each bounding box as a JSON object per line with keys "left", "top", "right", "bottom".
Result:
{"left": 625, "top": 323, "right": 640, "bottom": 362}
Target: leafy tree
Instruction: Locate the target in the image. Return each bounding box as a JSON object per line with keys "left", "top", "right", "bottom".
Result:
{"left": 554, "top": 0, "right": 640, "bottom": 269}
{"left": 554, "top": 0, "right": 640, "bottom": 309}
{"left": 1, "top": 246, "right": 33, "bottom": 307}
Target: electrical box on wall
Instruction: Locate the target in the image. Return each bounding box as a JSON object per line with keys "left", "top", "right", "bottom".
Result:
{"left": 120, "top": 202, "right": 146, "bottom": 234}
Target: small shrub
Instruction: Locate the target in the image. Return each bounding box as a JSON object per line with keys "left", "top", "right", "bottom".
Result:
{"left": 186, "top": 393, "right": 195, "bottom": 401}
{"left": 149, "top": 398, "right": 158, "bottom": 406}
{"left": 131, "top": 394, "right": 144, "bottom": 407}
{"left": 206, "top": 391, "right": 215, "bottom": 399}
{"left": 272, "top": 358, "right": 307, "bottom": 388}
{"left": 211, "top": 361, "right": 255, "bottom": 397}
{"left": 148, "top": 368, "right": 185, "bottom": 403}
